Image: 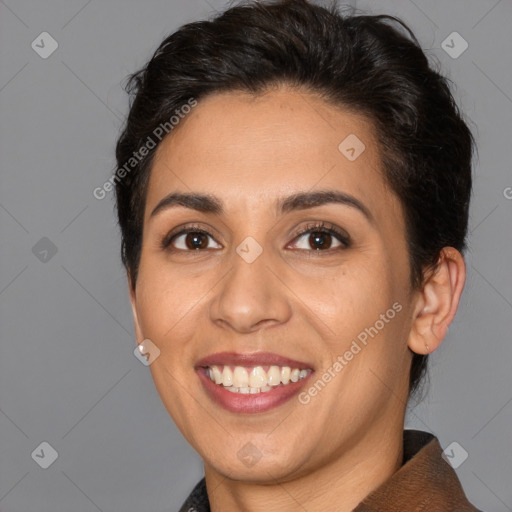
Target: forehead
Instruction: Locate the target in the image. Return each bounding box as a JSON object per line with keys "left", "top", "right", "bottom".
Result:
{"left": 145, "top": 88, "right": 397, "bottom": 222}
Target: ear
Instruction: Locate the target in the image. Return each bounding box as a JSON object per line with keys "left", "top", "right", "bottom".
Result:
{"left": 408, "top": 247, "right": 466, "bottom": 355}
{"left": 127, "top": 272, "right": 144, "bottom": 344}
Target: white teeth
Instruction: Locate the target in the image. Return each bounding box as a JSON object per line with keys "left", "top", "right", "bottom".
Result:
{"left": 222, "top": 366, "right": 233, "bottom": 387}
{"left": 267, "top": 365, "right": 281, "bottom": 386}
{"left": 206, "top": 364, "right": 312, "bottom": 393}
{"left": 211, "top": 365, "right": 222, "bottom": 385}
{"left": 249, "top": 366, "right": 267, "bottom": 388}
{"left": 233, "top": 367, "right": 249, "bottom": 388}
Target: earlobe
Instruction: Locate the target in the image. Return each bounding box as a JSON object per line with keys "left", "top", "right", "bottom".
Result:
{"left": 408, "top": 247, "right": 466, "bottom": 355}
{"left": 127, "top": 272, "right": 144, "bottom": 343}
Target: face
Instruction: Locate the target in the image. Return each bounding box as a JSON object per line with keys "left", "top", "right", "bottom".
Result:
{"left": 129, "top": 87, "right": 416, "bottom": 483}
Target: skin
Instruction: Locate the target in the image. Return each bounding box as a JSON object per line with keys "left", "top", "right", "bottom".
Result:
{"left": 128, "top": 86, "right": 466, "bottom": 512}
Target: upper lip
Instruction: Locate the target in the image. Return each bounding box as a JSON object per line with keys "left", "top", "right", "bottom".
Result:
{"left": 196, "top": 351, "right": 314, "bottom": 370}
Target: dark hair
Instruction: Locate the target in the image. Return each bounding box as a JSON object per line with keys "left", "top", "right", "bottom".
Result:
{"left": 114, "top": 0, "right": 474, "bottom": 395}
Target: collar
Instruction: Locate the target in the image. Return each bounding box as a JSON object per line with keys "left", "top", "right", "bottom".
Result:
{"left": 178, "top": 430, "right": 481, "bottom": 512}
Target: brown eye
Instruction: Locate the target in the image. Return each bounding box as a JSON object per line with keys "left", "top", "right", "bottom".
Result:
{"left": 184, "top": 232, "right": 208, "bottom": 249}
{"left": 291, "top": 224, "right": 349, "bottom": 252}
{"left": 308, "top": 231, "right": 334, "bottom": 250}
{"left": 164, "top": 229, "right": 222, "bottom": 251}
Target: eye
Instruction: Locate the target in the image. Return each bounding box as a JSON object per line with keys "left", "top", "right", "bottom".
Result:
{"left": 161, "top": 222, "right": 349, "bottom": 253}
{"left": 162, "top": 226, "right": 222, "bottom": 251}
{"left": 289, "top": 222, "right": 350, "bottom": 251}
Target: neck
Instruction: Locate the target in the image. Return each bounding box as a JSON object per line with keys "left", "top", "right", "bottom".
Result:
{"left": 204, "top": 424, "right": 404, "bottom": 512}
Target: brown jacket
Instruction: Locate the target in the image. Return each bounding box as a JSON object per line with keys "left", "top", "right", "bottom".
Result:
{"left": 178, "top": 430, "right": 483, "bottom": 512}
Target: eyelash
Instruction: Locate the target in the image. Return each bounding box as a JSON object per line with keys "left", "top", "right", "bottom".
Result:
{"left": 161, "top": 221, "right": 351, "bottom": 253}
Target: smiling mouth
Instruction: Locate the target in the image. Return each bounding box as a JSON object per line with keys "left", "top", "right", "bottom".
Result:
{"left": 204, "top": 364, "right": 312, "bottom": 394}
{"left": 195, "top": 351, "right": 315, "bottom": 412}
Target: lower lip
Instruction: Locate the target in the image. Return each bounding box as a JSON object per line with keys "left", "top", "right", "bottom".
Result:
{"left": 196, "top": 368, "right": 314, "bottom": 414}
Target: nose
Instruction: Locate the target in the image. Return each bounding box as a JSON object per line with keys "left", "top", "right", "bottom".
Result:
{"left": 208, "top": 244, "right": 292, "bottom": 333}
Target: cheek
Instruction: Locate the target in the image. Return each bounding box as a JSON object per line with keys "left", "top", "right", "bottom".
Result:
{"left": 295, "top": 257, "right": 398, "bottom": 335}
{"left": 297, "top": 254, "right": 411, "bottom": 389}
{"left": 133, "top": 259, "right": 204, "bottom": 350}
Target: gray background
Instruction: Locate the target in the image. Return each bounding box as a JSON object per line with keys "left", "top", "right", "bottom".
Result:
{"left": 0, "top": 0, "right": 511, "bottom": 511}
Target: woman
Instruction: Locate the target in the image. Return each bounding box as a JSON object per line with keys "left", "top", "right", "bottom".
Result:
{"left": 114, "top": 0, "right": 481, "bottom": 510}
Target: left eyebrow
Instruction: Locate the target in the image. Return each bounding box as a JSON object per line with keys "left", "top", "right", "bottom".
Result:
{"left": 149, "top": 189, "right": 372, "bottom": 222}
{"left": 278, "top": 190, "right": 373, "bottom": 222}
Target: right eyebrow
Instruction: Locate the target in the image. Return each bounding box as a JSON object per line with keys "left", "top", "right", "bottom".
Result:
{"left": 150, "top": 192, "right": 224, "bottom": 218}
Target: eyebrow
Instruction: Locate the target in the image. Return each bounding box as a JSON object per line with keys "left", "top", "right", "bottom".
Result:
{"left": 150, "top": 190, "right": 372, "bottom": 222}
